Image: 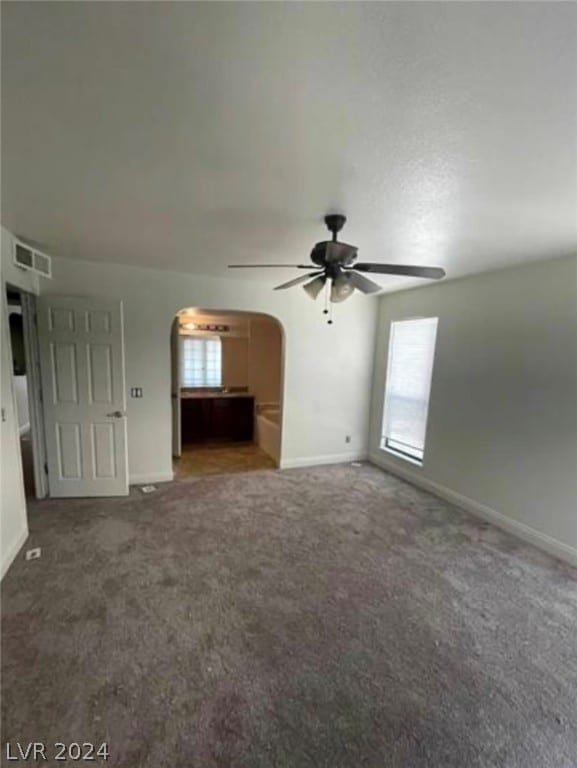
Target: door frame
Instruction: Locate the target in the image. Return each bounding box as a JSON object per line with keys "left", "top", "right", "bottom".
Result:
{"left": 6, "top": 285, "right": 48, "bottom": 499}
{"left": 171, "top": 317, "right": 181, "bottom": 458}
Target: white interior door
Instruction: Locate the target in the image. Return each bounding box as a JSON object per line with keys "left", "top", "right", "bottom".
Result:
{"left": 37, "top": 296, "right": 128, "bottom": 497}
{"left": 171, "top": 318, "right": 181, "bottom": 457}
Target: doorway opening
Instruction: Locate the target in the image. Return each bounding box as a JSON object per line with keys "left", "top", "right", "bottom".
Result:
{"left": 171, "top": 309, "right": 284, "bottom": 478}
{"left": 6, "top": 287, "right": 47, "bottom": 499}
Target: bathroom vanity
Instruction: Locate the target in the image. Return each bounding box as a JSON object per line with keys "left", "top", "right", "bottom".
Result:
{"left": 180, "top": 391, "right": 254, "bottom": 443}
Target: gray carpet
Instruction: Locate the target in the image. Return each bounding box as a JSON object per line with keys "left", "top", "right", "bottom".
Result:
{"left": 2, "top": 464, "right": 576, "bottom": 767}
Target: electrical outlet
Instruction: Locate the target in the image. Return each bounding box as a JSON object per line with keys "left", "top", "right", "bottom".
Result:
{"left": 25, "top": 547, "right": 41, "bottom": 561}
{"left": 130, "top": 387, "right": 143, "bottom": 398}
{"left": 345, "top": 435, "right": 351, "bottom": 444}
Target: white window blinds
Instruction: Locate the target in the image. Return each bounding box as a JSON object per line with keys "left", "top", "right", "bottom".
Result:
{"left": 381, "top": 317, "right": 438, "bottom": 463}
{"left": 180, "top": 337, "right": 222, "bottom": 387}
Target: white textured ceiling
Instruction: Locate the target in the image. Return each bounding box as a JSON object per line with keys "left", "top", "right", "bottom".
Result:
{"left": 2, "top": 2, "right": 576, "bottom": 292}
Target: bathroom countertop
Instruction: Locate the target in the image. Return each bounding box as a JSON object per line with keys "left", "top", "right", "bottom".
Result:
{"left": 180, "top": 391, "right": 254, "bottom": 399}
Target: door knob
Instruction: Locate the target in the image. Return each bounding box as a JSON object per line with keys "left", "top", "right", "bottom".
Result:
{"left": 106, "top": 410, "right": 125, "bottom": 418}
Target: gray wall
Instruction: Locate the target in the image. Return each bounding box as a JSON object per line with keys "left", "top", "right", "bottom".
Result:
{"left": 369, "top": 254, "right": 577, "bottom": 559}
{"left": 43, "top": 254, "right": 377, "bottom": 481}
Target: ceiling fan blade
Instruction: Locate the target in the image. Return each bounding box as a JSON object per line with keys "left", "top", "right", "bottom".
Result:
{"left": 346, "top": 270, "right": 382, "bottom": 295}
{"left": 228, "top": 264, "right": 312, "bottom": 269}
{"left": 354, "top": 263, "right": 446, "bottom": 279}
{"left": 303, "top": 275, "right": 326, "bottom": 300}
{"left": 274, "top": 272, "right": 323, "bottom": 291}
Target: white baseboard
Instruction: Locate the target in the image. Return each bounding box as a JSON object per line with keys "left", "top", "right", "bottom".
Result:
{"left": 280, "top": 451, "right": 367, "bottom": 470}
{"left": 369, "top": 452, "right": 577, "bottom": 569}
{"left": 1, "top": 526, "right": 29, "bottom": 581}
{"left": 129, "top": 471, "right": 174, "bottom": 486}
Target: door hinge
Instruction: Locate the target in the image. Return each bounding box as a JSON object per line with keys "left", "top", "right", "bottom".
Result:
{"left": 44, "top": 462, "right": 48, "bottom": 474}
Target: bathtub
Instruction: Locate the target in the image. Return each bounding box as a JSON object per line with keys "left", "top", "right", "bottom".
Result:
{"left": 255, "top": 403, "right": 281, "bottom": 465}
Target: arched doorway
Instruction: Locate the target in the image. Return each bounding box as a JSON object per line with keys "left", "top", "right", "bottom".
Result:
{"left": 171, "top": 308, "right": 284, "bottom": 478}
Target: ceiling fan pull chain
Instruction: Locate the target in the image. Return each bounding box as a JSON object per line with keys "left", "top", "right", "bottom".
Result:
{"left": 323, "top": 281, "right": 329, "bottom": 316}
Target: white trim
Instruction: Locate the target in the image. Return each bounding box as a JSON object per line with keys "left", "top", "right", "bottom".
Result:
{"left": 19, "top": 422, "right": 31, "bottom": 437}
{"left": 369, "top": 451, "right": 577, "bottom": 569}
{"left": 1, "top": 527, "right": 29, "bottom": 581}
{"left": 21, "top": 291, "right": 48, "bottom": 499}
{"left": 130, "top": 471, "right": 175, "bottom": 486}
{"left": 280, "top": 452, "right": 367, "bottom": 470}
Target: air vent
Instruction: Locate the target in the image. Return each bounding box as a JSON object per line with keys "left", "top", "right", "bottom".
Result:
{"left": 13, "top": 238, "right": 52, "bottom": 279}
{"left": 14, "top": 242, "right": 34, "bottom": 269}
{"left": 33, "top": 250, "right": 51, "bottom": 277}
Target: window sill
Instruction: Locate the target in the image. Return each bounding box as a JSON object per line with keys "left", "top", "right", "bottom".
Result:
{"left": 380, "top": 445, "right": 423, "bottom": 468}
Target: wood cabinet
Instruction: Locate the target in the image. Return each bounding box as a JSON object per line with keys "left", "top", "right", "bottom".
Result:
{"left": 181, "top": 396, "right": 254, "bottom": 443}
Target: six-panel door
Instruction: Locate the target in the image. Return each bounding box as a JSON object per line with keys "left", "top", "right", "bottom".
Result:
{"left": 37, "top": 297, "right": 128, "bottom": 497}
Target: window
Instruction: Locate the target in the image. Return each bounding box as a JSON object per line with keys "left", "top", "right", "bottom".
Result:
{"left": 381, "top": 317, "right": 438, "bottom": 464}
{"left": 180, "top": 337, "right": 222, "bottom": 387}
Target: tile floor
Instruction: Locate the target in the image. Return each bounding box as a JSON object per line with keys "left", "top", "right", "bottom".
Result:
{"left": 173, "top": 441, "right": 276, "bottom": 478}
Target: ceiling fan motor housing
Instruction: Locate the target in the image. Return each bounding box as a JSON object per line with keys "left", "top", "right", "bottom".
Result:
{"left": 310, "top": 241, "right": 358, "bottom": 267}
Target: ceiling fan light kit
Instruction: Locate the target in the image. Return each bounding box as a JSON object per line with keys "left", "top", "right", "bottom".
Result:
{"left": 330, "top": 273, "right": 355, "bottom": 303}
{"left": 302, "top": 274, "right": 326, "bottom": 299}
{"left": 229, "top": 214, "right": 446, "bottom": 323}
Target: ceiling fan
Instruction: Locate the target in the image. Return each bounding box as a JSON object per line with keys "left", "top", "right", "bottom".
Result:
{"left": 229, "top": 215, "right": 446, "bottom": 316}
